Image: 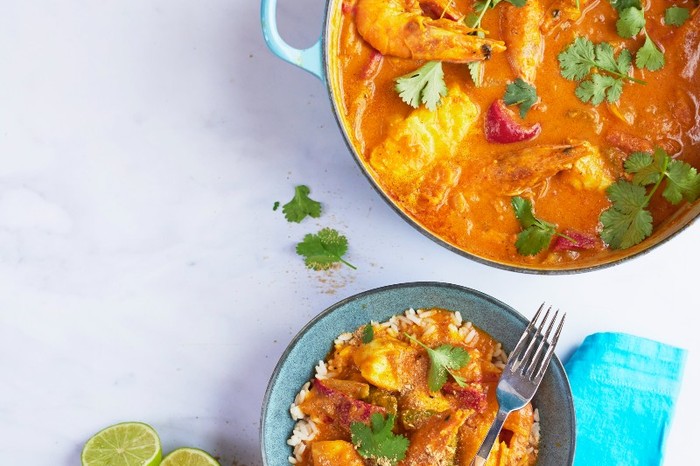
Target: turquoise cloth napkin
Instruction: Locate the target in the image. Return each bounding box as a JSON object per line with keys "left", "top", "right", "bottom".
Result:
{"left": 564, "top": 333, "right": 687, "bottom": 466}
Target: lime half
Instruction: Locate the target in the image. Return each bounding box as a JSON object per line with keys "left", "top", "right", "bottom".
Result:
{"left": 81, "top": 422, "right": 162, "bottom": 466}
{"left": 161, "top": 448, "right": 220, "bottom": 466}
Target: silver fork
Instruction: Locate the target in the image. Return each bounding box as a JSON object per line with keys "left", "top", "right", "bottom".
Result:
{"left": 470, "top": 304, "right": 566, "bottom": 466}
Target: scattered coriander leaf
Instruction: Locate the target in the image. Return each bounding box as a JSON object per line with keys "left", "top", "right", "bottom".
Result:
{"left": 504, "top": 78, "right": 538, "bottom": 118}
{"left": 511, "top": 196, "right": 538, "bottom": 228}
{"left": 504, "top": 0, "right": 527, "bottom": 7}
{"left": 351, "top": 413, "right": 409, "bottom": 466}
{"left": 664, "top": 159, "right": 700, "bottom": 204}
{"left": 600, "top": 147, "right": 699, "bottom": 249}
{"left": 558, "top": 37, "right": 597, "bottom": 81}
{"left": 282, "top": 185, "right": 322, "bottom": 223}
{"left": 511, "top": 196, "right": 557, "bottom": 255}
{"left": 405, "top": 334, "right": 470, "bottom": 391}
{"left": 665, "top": 6, "right": 690, "bottom": 27}
{"left": 361, "top": 324, "right": 374, "bottom": 344}
{"left": 636, "top": 36, "right": 665, "bottom": 71}
{"left": 575, "top": 74, "right": 622, "bottom": 105}
{"left": 296, "top": 228, "right": 356, "bottom": 270}
{"left": 625, "top": 151, "right": 662, "bottom": 186}
{"left": 600, "top": 181, "right": 652, "bottom": 249}
{"left": 272, "top": 201, "right": 280, "bottom": 211}
{"left": 617, "top": 7, "right": 645, "bottom": 38}
{"left": 395, "top": 61, "right": 447, "bottom": 111}
{"left": 559, "top": 37, "right": 644, "bottom": 105}
{"left": 608, "top": 0, "right": 665, "bottom": 70}
{"left": 514, "top": 227, "right": 555, "bottom": 256}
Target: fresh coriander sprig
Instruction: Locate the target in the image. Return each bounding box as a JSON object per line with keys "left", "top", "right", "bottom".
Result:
{"left": 558, "top": 37, "right": 645, "bottom": 105}
{"left": 404, "top": 333, "right": 469, "bottom": 391}
{"left": 504, "top": 78, "right": 538, "bottom": 118}
{"left": 282, "top": 185, "right": 321, "bottom": 223}
{"left": 511, "top": 197, "right": 577, "bottom": 255}
{"left": 296, "top": 228, "right": 356, "bottom": 270}
{"left": 608, "top": 0, "right": 665, "bottom": 71}
{"left": 395, "top": 61, "right": 447, "bottom": 110}
{"left": 600, "top": 148, "right": 700, "bottom": 249}
{"left": 350, "top": 413, "right": 409, "bottom": 466}
{"left": 616, "top": 4, "right": 645, "bottom": 38}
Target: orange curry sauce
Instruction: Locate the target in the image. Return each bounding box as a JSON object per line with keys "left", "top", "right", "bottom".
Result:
{"left": 329, "top": 0, "right": 700, "bottom": 268}
{"left": 295, "top": 309, "right": 536, "bottom": 465}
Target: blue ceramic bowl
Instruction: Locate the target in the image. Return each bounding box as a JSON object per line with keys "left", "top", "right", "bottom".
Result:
{"left": 261, "top": 282, "right": 575, "bottom": 465}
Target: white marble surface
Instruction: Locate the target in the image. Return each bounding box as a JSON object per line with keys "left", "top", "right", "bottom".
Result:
{"left": 0, "top": 1, "right": 697, "bottom": 464}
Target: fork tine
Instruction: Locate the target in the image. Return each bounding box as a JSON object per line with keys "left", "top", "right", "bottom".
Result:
{"left": 507, "top": 304, "right": 544, "bottom": 372}
{"left": 513, "top": 306, "right": 550, "bottom": 372}
{"left": 524, "top": 309, "right": 559, "bottom": 378}
{"left": 534, "top": 313, "right": 566, "bottom": 381}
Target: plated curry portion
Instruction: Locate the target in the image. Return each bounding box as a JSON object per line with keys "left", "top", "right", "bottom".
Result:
{"left": 287, "top": 308, "right": 537, "bottom": 465}
{"left": 330, "top": 0, "right": 700, "bottom": 268}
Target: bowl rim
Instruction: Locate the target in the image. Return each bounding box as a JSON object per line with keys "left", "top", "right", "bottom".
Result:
{"left": 319, "top": 0, "right": 699, "bottom": 275}
{"left": 260, "top": 281, "right": 576, "bottom": 465}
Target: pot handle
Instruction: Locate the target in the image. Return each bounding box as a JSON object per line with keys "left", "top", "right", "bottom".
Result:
{"left": 261, "top": 0, "right": 324, "bottom": 82}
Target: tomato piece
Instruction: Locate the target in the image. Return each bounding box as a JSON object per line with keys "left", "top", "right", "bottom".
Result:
{"left": 485, "top": 100, "right": 541, "bottom": 143}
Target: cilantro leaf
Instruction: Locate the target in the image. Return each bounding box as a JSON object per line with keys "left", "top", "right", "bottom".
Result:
{"left": 515, "top": 226, "right": 557, "bottom": 256}
{"left": 575, "top": 74, "right": 622, "bottom": 105}
{"left": 296, "top": 228, "right": 356, "bottom": 270}
{"left": 617, "top": 7, "right": 645, "bottom": 38}
{"left": 636, "top": 36, "right": 665, "bottom": 71}
{"left": 282, "top": 185, "right": 321, "bottom": 223}
{"left": 600, "top": 181, "right": 653, "bottom": 249}
{"left": 607, "top": 0, "right": 665, "bottom": 70}
{"left": 361, "top": 324, "right": 374, "bottom": 344}
{"left": 665, "top": 6, "right": 690, "bottom": 27}
{"left": 625, "top": 150, "right": 663, "bottom": 186}
{"left": 395, "top": 61, "right": 447, "bottom": 111}
{"left": 594, "top": 43, "right": 631, "bottom": 74}
{"left": 511, "top": 196, "right": 557, "bottom": 255}
{"left": 405, "top": 334, "right": 470, "bottom": 391}
{"left": 558, "top": 37, "right": 642, "bottom": 105}
{"left": 600, "top": 147, "right": 699, "bottom": 249}
{"left": 511, "top": 196, "right": 539, "bottom": 228}
{"left": 351, "top": 413, "right": 409, "bottom": 466}
{"left": 504, "top": 78, "right": 538, "bottom": 118}
{"left": 272, "top": 201, "right": 280, "bottom": 211}
{"left": 558, "top": 37, "right": 597, "bottom": 81}
{"left": 664, "top": 159, "right": 700, "bottom": 204}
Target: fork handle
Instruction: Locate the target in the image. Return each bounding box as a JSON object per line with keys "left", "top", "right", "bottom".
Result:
{"left": 470, "top": 408, "right": 510, "bottom": 466}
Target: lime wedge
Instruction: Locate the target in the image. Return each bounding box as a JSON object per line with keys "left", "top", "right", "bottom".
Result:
{"left": 161, "top": 448, "right": 221, "bottom": 466}
{"left": 81, "top": 422, "right": 162, "bottom": 466}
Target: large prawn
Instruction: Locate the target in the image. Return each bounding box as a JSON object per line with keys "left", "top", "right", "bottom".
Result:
{"left": 355, "top": 0, "right": 506, "bottom": 62}
{"left": 500, "top": 0, "right": 544, "bottom": 83}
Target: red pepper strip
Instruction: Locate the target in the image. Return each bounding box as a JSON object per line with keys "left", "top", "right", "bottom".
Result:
{"left": 552, "top": 229, "right": 598, "bottom": 252}
{"left": 485, "top": 100, "right": 541, "bottom": 143}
